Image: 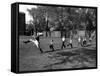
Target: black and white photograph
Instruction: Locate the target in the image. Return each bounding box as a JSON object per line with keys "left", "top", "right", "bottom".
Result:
{"left": 18, "top": 3, "right": 97, "bottom": 72}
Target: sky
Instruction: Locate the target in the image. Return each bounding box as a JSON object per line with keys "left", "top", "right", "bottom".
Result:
{"left": 19, "top": 5, "right": 37, "bottom": 24}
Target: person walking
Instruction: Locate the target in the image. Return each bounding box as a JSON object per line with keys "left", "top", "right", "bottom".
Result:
{"left": 61, "top": 36, "right": 66, "bottom": 49}
{"left": 49, "top": 39, "right": 54, "bottom": 51}
{"left": 67, "top": 38, "right": 73, "bottom": 48}
{"left": 78, "top": 36, "right": 82, "bottom": 47}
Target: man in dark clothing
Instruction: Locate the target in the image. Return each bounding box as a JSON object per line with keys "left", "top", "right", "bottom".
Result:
{"left": 49, "top": 39, "right": 54, "bottom": 51}
{"left": 23, "top": 35, "right": 43, "bottom": 53}
{"left": 61, "top": 36, "right": 66, "bottom": 49}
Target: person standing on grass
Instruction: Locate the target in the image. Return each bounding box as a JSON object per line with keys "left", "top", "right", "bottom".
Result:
{"left": 67, "top": 37, "right": 73, "bottom": 48}
{"left": 61, "top": 36, "right": 66, "bottom": 49}
{"left": 49, "top": 39, "right": 54, "bottom": 51}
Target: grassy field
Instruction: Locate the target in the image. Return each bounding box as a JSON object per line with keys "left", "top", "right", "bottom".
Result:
{"left": 19, "top": 36, "right": 96, "bottom": 72}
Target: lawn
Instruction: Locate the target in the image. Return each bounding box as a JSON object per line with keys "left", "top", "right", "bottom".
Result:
{"left": 19, "top": 36, "right": 97, "bottom": 71}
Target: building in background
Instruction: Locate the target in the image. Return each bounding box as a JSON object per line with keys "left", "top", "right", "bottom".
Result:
{"left": 19, "top": 12, "right": 26, "bottom": 35}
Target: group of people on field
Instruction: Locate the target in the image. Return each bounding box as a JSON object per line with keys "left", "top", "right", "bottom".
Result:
{"left": 23, "top": 32, "right": 93, "bottom": 53}
{"left": 49, "top": 35, "right": 92, "bottom": 52}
